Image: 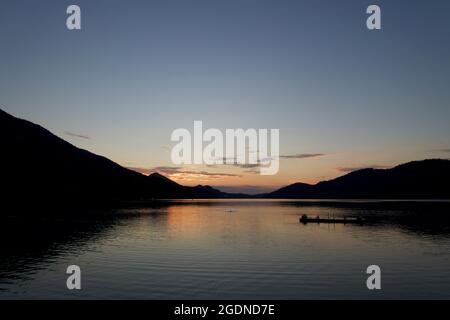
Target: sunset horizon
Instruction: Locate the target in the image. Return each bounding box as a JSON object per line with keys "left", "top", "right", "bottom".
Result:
{"left": 2, "top": 0, "right": 450, "bottom": 306}
{"left": 4, "top": 107, "right": 450, "bottom": 194}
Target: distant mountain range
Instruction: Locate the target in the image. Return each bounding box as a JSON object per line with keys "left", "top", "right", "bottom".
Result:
{"left": 0, "top": 109, "right": 236, "bottom": 206}
{"left": 1, "top": 108, "right": 449, "bottom": 207}
{"left": 265, "top": 159, "right": 450, "bottom": 199}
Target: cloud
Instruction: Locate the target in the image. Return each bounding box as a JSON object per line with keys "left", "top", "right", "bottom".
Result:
{"left": 65, "top": 131, "right": 90, "bottom": 140}
{"left": 186, "top": 171, "right": 241, "bottom": 178}
{"left": 280, "top": 153, "right": 325, "bottom": 159}
{"left": 127, "top": 166, "right": 241, "bottom": 178}
{"left": 243, "top": 168, "right": 261, "bottom": 174}
{"left": 433, "top": 149, "right": 450, "bottom": 153}
{"left": 223, "top": 159, "right": 277, "bottom": 174}
{"left": 126, "top": 166, "right": 174, "bottom": 175}
{"left": 232, "top": 163, "right": 261, "bottom": 169}
{"left": 206, "top": 156, "right": 267, "bottom": 171}
{"left": 146, "top": 166, "right": 182, "bottom": 175}
{"left": 337, "top": 165, "right": 390, "bottom": 173}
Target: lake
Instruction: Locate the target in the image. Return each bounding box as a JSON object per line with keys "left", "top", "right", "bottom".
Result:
{"left": 1, "top": 200, "right": 450, "bottom": 299}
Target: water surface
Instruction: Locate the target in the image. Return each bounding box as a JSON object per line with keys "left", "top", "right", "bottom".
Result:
{"left": 1, "top": 200, "right": 450, "bottom": 299}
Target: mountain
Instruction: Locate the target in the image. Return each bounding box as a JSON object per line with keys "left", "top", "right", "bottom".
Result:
{"left": 2, "top": 108, "right": 449, "bottom": 205}
{"left": 265, "top": 159, "right": 450, "bottom": 199}
{"left": 0, "top": 109, "right": 232, "bottom": 206}
{"left": 265, "top": 182, "right": 315, "bottom": 199}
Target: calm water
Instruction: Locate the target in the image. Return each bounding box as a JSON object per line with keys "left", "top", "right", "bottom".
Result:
{"left": 1, "top": 200, "right": 450, "bottom": 299}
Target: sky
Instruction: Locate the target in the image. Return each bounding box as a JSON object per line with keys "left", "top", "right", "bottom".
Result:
{"left": 0, "top": 0, "right": 449, "bottom": 193}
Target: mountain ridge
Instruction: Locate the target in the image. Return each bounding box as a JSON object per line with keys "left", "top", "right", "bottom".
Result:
{"left": 0, "top": 108, "right": 232, "bottom": 205}
{"left": 265, "top": 159, "right": 450, "bottom": 199}
{"left": 1, "top": 108, "right": 449, "bottom": 206}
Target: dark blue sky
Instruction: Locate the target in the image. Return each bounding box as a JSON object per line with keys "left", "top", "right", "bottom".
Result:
{"left": 0, "top": 0, "right": 449, "bottom": 191}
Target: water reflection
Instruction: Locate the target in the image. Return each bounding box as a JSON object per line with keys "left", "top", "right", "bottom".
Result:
{"left": 1, "top": 200, "right": 450, "bottom": 299}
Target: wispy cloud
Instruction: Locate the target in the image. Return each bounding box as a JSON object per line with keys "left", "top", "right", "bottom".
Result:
{"left": 126, "top": 166, "right": 175, "bottom": 175}
{"left": 146, "top": 166, "right": 182, "bottom": 175}
{"left": 65, "top": 131, "right": 90, "bottom": 140}
{"left": 337, "top": 165, "right": 390, "bottom": 173}
{"left": 243, "top": 168, "right": 261, "bottom": 174}
{"left": 232, "top": 163, "right": 261, "bottom": 169}
{"left": 280, "top": 153, "right": 325, "bottom": 159}
{"left": 222, "top": 158, "right": 276, "bottom": 174}
{"left": 432, "top": 149, "right": 450, "bottom": 153}
{"left": 206, "top": 156, "right": 271, "bottom": 171}
{"left": 127, "top": 166, "right": 241, "bottom": 179}
{"left": 180, "top": 171, "right": 241, "bottom": 178}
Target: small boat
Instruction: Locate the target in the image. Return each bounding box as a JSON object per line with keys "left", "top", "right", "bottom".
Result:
{"left": 299, "top": 214, "right": 364, "bottom": 224}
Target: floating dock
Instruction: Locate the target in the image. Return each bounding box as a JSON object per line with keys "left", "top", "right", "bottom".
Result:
{"left": 299, "top": 215, "right": 364, "bottom": 224}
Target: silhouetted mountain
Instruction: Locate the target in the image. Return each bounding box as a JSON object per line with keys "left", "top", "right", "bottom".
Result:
{"left": 189, "top": 185, "right": 251, "bottom": 199}
{"left": 265, "top": 159, "right": 450, "bottom": 199}
{"left": 2, "top": 109, "right": 449, "bottom": 206}
{"left": 0, "top": 109, "right": 232, "bottom": 206}
{"left": 147, "top": 172, "right": 180, "bottom": 186}
{"left": 265, "top": 182, "right": 315, "bottom": 198}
